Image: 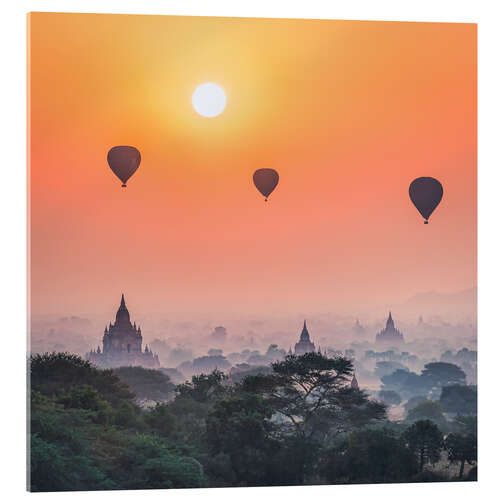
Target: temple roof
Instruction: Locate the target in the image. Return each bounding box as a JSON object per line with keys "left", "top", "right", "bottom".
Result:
{"left": 376, "top": 311, "right": 404, "bottom": 343}
{"left": 351, "top": 372, "right": 359, "bottom": 390}
{"left": 300, "top": 320, "right": 310, "bottom": 341}
{"left": 115, "top": 293, "right": 132, "bottom": 327}
{"left": 386, "top": 311, "right": 395, "bottom": 330}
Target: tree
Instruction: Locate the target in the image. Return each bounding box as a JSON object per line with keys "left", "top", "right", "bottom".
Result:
{"left": 208, "top": 348, "right": 223, "bottom": 356}
{"left": 265, "top": 344, "right": 286, "bottom": 361}
{"left": 381, "top": 369, "right": 432, "bottom": 399}
{"left": 104, "top": 433, "right": 206, "bottom": 489}
{"left": 444, "top": 433, "right": 477, "bottom": 479}
{"left": 243, "top": 353, "right": 386, "bottom": 442}
{"left": 321, "top": 429, "right": 418, "bottom": 483}
{"left": 175, "top": 370, "right": 228, "bottom": 403}
{"left": 406, "top": 401, "right": 447, "bottom": 428}
{"left": 378, "top": 390, "right": 401, "bottom": 406}
{"left": 192, "top": 355, "right": 231, "bottom": 374}
{"left": 56, "top": 384, "right": 113, "bottom": 424}
{"left": 206, "top": 392, "right": 279, "bottom": 486}
{"left": 144, "top": 403, "right": 177, "bottom": 437}
{"left": 30, "top": 352, "right": 135, "bottom": 407}
{"left": 404, "top": 396, "right": 428, "bottom": 414}
{"left": 169, "top": 370, "right": 229, "bottom": 446}
{"left": 240, "top": 353, "right": 386, "bottom": 484}
{"left": 403, "top": 420, "right": 443, "bottom": 472}
{"left": 374, "top": 361, "right": 408, "bottom": 379}
{"left": 29, "top": 391, "right": 114, "bottom": 491}
{"left": 29, "top": 359, "right": 208, "bottom": 492}
{"left": 30, "top": 434, "right": 112, "bottom": 492}
{"left": 229, "top": 364, "right": 273, "bottom": 384}
{"left": 453, "top": 415, "right": 477, "bottom": 436}
{"left": 113, "top": 366, "right": 175, "bottom": 403}
{"left": 421, "top": 362, "right": 466, "bottom": 387}
{"left": 440, "top": 385, "right": 477, "bottom": 415}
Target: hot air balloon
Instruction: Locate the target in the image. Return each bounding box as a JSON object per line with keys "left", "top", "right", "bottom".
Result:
{"left": 253, "top": 168, "right": 279, "bottom": 201}
{"left": 107, "top": 146, "right": 141, "bottom": 187}
{"left": 409, "top": 177, "right": 443, "bottom": 224}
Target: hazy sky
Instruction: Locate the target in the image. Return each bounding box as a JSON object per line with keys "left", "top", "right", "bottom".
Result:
{"left": 29, "top": 14, "right": 476, "bottom": 317}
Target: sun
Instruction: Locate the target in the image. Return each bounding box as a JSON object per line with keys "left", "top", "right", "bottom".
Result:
{"left": 192, "top": 83, "right": 226, "bottom": 118}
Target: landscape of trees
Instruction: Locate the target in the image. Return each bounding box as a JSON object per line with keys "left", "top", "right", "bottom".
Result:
{"left": 29, "top": 352, "right": 476, "bottom": 491}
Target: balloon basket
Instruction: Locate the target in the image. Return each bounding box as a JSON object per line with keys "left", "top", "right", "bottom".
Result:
{"left": 121, "top": 184, "right": 127, "bottom": 188}
{"left": 424, "top": 221, "right": 428, "bottom": 224}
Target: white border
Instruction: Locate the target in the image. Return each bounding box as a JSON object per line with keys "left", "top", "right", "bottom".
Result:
{"left": 2, "top": 1, "right": 499, "bottom": 499}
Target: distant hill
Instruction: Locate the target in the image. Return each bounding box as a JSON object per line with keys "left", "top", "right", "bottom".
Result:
{"left": 394, "top": 287, "right": 476, "bottom": 322}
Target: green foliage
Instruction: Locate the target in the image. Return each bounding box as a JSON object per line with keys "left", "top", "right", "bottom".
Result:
{"left": 113, "top": 400, "right": 141, "bottom": 428}
{"left": 445, "top": 432, "right": 477, "bottom": 478}
{"left": 229, "top": 364, "right": 273, "bottom": 384}
{"left": 374, "top": 361, "right": 408, "bottom": 379}
{"left": 30, "top": 352, "right": 135, "bottom": 407}
{"left": 406, "top": 400, "right": 447, "bottom": 428}
{"left": 56, "top": 384, "right": 113, "bottom": 424}
{"left": 30, "top": 434, "right": 113, "bottom": 492}
{"left": 29, "top": 391, "right": 115, "bottom": 491}
{"left": 167, "top": 370, "right": 229, "bottom": 448}
{"left": 175, "top": 370, "right": 228, "bottom": 403}
{"left": 466, "top": 466, "right": 477, "bottom": 481}
{"left": 321, "top": 429, "right": 418, "bottom": 483}
{"left": 29, "top": 351, "right": 470, "bottom": 490}
{"left": 113, "top": 366, "right": 175, "bottom": 402}
{"left": 206, "top": 392, "right": 279, "bottom": 485}
{"left": 381, "top": 369, "right": 432, "bottom": 399}
{"left": 453, "top": 415, "right": 477, "bottom": 436}
{"left": 378, "top": 390, "right": 401, "bottom": 406}
{"left": 144, "top": 403, "right": 177, "bottom": 437}
{"left": 249, "top": 353, "right": 386, "bottom": 442}
{"left": 440, "top": 384, "right": 477, "bottom": 415}
{"left": 110, "top": 434, "right": 206, "bottom": 489}
{"left": 28, "top": 354, "right": 206, "bottom": 491}
{"left": 404, "top": 395, "right": 428, "bottom": 414}
{"left": 207, "top": 392, "right": 275, "bottom": 453}
{"left": 403, "top": 420, "right": 443, "bottom": 472}
{"left": 421, "top": 362, "right": 466, "bottom": 387}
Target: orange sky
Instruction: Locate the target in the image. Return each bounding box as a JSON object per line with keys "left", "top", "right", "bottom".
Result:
{"left": 28, "top": 13, "right": 476, "bottom": 317}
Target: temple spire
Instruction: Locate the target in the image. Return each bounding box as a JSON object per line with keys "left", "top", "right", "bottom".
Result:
{"left": 300, "top": 320, "right": 310, "bottom": 341}
{"left": 386, "top": 311, "right": 394, "bottom": 329}
{"left": 295, "top": 319, "right": 315, "bottom": 355}
{"left": 351, "top": 372, "right": 359, "bottom": 390}
{"left": 115, "top": 293, "right": 131, "bottom": 326}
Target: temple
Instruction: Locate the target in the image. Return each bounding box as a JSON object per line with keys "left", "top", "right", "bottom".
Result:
{"left": 375, "top": 312, "right": 405, "bottom": 345}
{"left": 294, "top": 320, "right": 316, "bottom": 355}
{"left": 351, "top": 372, "right": 359, "bottom": 390}
{"left": 86, "top": 294, "right": 160, "bottom": 368}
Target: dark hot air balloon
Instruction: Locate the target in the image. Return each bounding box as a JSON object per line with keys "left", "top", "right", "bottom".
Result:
{"left": 253, "top": 168, "right": 279, "bottom": 201}
{"left": 409, "top": 177, "right": 443, "bottom": 224}
{"left": 107, "top": 146, "right": 141, "bottom": 187}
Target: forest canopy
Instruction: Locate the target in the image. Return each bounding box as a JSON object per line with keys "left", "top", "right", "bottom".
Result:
{"left": 29, "top": 352, "right": 476, "bottom": 491}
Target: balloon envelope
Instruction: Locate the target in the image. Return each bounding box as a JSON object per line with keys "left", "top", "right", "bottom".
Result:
{"left": 409, "top": 177, "right": 443, "bottom": 223}
{"left": 253, "top": 168, "right": 279, "bottom": 201}
{"left": 107, "top": 146, "right": 141, "bottom": 187}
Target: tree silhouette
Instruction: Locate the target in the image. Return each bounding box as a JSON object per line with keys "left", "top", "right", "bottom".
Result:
{"left": 403, "top": 420, "right": 443, "bottom": 472}
{"left": 445, "top": 432, "right": 477, "bottom": 478}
